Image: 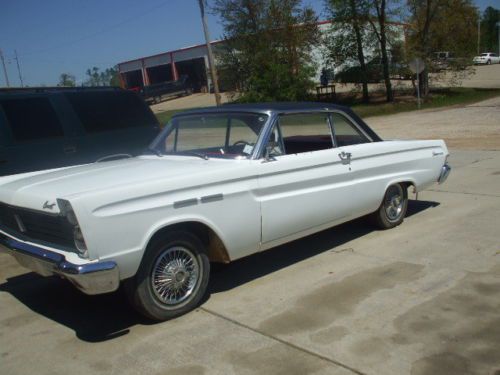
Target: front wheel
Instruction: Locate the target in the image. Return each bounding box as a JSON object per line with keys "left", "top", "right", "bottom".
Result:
{"left": 371, "top": 183, "right": 408, "bottom": 229}
{"left": 126, "top": 231, "right": 210, "bottom": 321}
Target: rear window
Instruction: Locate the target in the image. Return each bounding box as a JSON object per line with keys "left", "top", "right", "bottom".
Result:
{"left": 1, "top": 97, "right": 64, "bottom": 141}
{"left": 65, "top": 91, "right": 158, "bottom": 133}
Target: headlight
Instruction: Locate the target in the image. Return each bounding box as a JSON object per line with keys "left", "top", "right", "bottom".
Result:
{"left": 57, "top": 199, "right": 89, "bottom": 259}
{"left": 73, "top": 226, "right": 88, "bottom": 258}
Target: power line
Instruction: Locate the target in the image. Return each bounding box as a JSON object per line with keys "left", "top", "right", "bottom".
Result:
{"left": 15, "top": 0, "right": 171, "bottom": 58}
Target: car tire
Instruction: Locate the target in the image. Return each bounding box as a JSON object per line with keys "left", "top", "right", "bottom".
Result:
{"left": 126, "top": 231, "right": 210, "bottom": 321}
{"left": 487, "top": 60, "right": 491, "bottom": 65}
{"left": 371, "top": 183, "right": 408, "bottom": 229}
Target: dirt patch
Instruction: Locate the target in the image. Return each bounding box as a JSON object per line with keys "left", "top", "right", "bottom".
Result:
{"left": 225, "top": 344, "right": 326, "bottom": 375}
{"left": 391, "top": 268, "right": 500, "bottom": 375}
{"left": 366, "top": 96, "right": 500, "bottom": 151}
{"left": 258, "top": 262, "right": 424, "bottom": 335}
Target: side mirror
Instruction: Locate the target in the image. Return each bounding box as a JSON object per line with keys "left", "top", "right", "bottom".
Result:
{"left": 263, "top": 141, "right": 277, "bottom": 162}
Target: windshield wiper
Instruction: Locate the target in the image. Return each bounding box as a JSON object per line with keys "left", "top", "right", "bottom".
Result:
{"left": 144, "top": 147, "right": 163, "bottom": 157}
{"left": 174, "top": 151, "right": 209, "bottom": 160}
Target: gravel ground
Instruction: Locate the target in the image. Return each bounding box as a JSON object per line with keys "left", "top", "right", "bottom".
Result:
{"left": 365, "top": 96, "right": 500, "bottom": 150}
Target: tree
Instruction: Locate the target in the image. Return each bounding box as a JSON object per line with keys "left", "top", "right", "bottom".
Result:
{"left": 84, "top": 65, "right": 120, "bottom": 86}
{"left": 212, "top": 0, "right": 320, "bottom": 102}
{"left": 368, "top": 0, "right": 397, "bottom": 102}
{"left": 406, "top": 0, "right": 478, "bottom": 96}
{"left": 58, "top": 73, "right": 76, "bottom": 87}
{"left": 324, "top": 0, "right": 372, "bottom": 103}
{"left": 480, "top": 7, "right": 500, "bottom": 54}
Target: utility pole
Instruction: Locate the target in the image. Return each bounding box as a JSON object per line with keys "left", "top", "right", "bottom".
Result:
{"left": 197, "top": 0, "right": 221, "bottom": 106}
{"left": 0, "top": 49, "right": 10, "bottom": 87}
{"left": 477, "top": 19, "right": 481, "bottom": 55}
{"left": 14, "top": 50, "right": 24, "bottom": 87}
{"left": 497, "top": 22, "right": 500, "bottom": 56}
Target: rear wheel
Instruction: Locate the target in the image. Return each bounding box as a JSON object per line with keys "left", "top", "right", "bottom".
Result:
{"left": 127, "top": 231, "right": 210, "bottom": 321}
{"left": 372, "top": 183, "right": 408, "bottom": 229}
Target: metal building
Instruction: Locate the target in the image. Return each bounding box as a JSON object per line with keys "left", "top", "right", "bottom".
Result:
{"left": 118, "top": 41, "right": 222, "bottom": 93}
{"left": 117, "top": 21, "right": 407, "bottom": 92}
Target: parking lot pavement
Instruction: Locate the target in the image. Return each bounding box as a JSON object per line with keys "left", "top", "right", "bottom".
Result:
{"left": 1, "top": 149, "right": 499, "bottom": 375}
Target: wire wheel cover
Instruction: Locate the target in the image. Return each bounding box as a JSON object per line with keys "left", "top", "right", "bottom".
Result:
{"left": 151, "top": 246, "right": 200, "bottom": 305}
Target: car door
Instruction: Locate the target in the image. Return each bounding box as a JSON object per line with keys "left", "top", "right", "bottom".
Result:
{"left": 257, "top": 112, "right": 353, "bottom": 247}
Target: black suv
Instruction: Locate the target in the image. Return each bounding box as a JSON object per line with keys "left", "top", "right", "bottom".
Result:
{"left": 0, "top": 87, "right": 160, "bottom": 176}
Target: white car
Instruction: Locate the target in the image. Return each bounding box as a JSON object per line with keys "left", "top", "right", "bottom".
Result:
{"left": 0, "top": 103, "right": 451, "bottom": 320}
{"left": 473, "top": 52, "right": 500, "bottom": 65}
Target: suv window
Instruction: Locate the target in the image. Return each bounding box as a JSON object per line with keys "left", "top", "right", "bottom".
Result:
{"left": 1, "top": 97, "right": 64, "bottom": 142}
{"left": 65, "top": 91, "right": 157, "bottom": 133}
{"left": 331, "top": 113, "right": 369, "bottom": 146}
{"left": 277, "top": 113, "right": 333, "bottom": 155}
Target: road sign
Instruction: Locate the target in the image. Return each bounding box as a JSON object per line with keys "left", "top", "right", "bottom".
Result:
{"left": 409, "top": 58, "right": 425, "bottom": 74}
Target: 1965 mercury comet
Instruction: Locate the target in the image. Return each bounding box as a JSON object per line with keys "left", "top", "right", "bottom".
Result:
{"left": 0, "top": 102, "right": 450, "bottom": 320}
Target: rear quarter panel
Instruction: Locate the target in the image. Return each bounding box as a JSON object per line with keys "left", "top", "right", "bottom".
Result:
{"left": 344, "top": 139, "right": 448, "bottom": 216}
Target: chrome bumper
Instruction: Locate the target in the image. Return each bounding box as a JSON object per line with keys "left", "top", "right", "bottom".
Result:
{"left": 0, "top": 234, "right": 119, "bottom": 295}
{"left": 438, "top": 163, "right": 451, "bottom": 184}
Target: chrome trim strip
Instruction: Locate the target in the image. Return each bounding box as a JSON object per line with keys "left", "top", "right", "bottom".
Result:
{"left": 0, "top": 233, "right": 120, "bottom": 295}
{"left": 200, "top": 194, "right": 223, "bottom": 203}
{"left": 173, "top": 198, "right": 198, "bottom": 209}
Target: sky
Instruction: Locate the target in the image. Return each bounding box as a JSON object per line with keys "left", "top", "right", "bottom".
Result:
{"left": 0, "top": 0, "right": 498, "bottom": 87}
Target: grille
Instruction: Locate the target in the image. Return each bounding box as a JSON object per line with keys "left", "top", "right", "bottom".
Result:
{"left": 0, "top": 202, "right": 74, "bottom": 249}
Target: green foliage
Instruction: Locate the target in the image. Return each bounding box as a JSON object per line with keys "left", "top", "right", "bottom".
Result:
{"left": 323, "top": 0, "right": 374, "bottom": 68}
{"left": 57, "top": 73, "right": 76, "bottom": 87}
{"left": 84, "top": 65, "right": 120, "bottom": 87}
{"left": 212, "top": 0, "right": 320, "bottom": 102}
{"left": 480, "top": 6, "right": 500, "bottom": 54}
{"left": 407, "top": 0, "right": 479, "bottom": 59}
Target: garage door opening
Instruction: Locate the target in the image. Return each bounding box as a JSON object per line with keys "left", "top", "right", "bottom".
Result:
{"left": 122, "top": 70, "right": 144, "bottom": 89}
{"left": 175, "top": 58, "right": 207, "bottom": 92}
{"left": 146, "top": 64, "right": 173, "bottom": 85}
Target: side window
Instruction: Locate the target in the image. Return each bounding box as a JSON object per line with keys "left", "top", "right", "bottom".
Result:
{"left": 1, "top": 98, "right": 64, "bottom": 142}
{"left": 278, "top": 113, "right": 333, "bottom": 154}
{"left": 331, "top": 113, "right": 369, "bottom": 146}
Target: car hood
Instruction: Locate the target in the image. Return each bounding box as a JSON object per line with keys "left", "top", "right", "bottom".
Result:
{"left": 0, "top": 156, "right": 250, "bottom": 213}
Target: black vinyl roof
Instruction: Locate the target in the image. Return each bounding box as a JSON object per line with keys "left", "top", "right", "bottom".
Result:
{"left": 178, "top": 101, "right": 350, "bottom": 115}
{"left": 175, "top": 101, "right": 382, "bottom": 142}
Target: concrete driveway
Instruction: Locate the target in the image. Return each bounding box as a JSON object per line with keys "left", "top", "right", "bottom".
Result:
{"left": 1, "top": 106, "right": 500, "bottom": 375}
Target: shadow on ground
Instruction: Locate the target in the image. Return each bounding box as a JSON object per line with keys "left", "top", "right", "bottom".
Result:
{"left": 0, "top": 199, "right": 438, "bottom": 343}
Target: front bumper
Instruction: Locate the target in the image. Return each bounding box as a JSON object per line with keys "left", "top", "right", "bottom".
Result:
{"left": 0, "top": 233, "right": 119, "bottom": 295}
{"left": 438, "top": 163, "right": 451, "bottom": 184}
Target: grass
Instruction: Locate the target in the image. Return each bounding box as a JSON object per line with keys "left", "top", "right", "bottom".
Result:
{"left": 349, "top": 88, "right": 500, "bottom": 118}
{"left": 156, "top": 109, "right": 186, "bottom": 125}
{"left": 154, "top": 87, "right": 500, "bottom": 124}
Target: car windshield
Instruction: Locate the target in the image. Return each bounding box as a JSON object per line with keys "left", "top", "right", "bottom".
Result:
{"left": 481, "top": 53, "right": 488, "bottom": 56}
{"left": 148, "top": 112, "right": 268, "bottom": 159}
